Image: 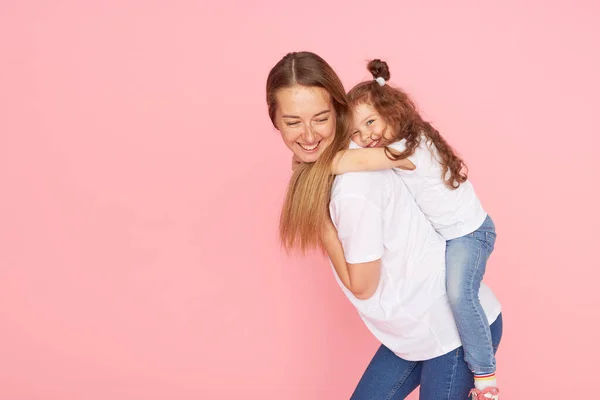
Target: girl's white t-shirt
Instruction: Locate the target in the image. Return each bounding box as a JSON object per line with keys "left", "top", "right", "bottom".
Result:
{"left": 387, "top": 138, "right": 487, "bottom": 240}
{"left": 329, "top": 166, "right": 501, "bottom": 361}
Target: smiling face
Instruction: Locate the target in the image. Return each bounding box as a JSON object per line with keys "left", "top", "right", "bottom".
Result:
{"left": 274, "top": 85, "right": 337, "bottom": 163}
{"left": 350, "top": 102, "right": 396, "bottom": 148}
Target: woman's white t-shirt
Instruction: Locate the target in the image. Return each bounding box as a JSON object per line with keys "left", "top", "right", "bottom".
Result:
{"left": 329, "top": 166, "right": 501, "bottom": 361}
{"left": 388, "top": 138, "right": 487, "bottom": 240}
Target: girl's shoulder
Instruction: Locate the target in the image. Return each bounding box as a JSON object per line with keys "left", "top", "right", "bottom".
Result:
{"left": 387, "top": 136, "right": 431, "bottom": 163}
{"left": 387, "top": 138, "right": 408, "bottom": 153}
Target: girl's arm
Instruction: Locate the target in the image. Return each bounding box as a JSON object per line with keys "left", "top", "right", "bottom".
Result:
{"left": 321, "top": 218, "right": 380, "bottom": 300}
{"left": 332, "top": 147, "right": 415, "bottom": 175}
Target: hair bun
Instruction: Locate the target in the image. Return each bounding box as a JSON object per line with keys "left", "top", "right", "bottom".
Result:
{"left": 367, "top": 59, "right": 390, "bottom": 81}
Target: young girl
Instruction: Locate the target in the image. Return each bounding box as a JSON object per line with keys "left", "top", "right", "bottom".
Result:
{"left": 333, "top": 60, "right": 501, "bottom": 400}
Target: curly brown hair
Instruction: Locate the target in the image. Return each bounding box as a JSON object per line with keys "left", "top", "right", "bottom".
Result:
{"left": 347, "top": 59, "right": 468, "bottom": 189}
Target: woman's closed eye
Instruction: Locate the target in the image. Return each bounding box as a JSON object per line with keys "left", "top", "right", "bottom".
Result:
{"left": 285, "top": 121, "right": 301, "bottom": 127}
{"left": 315, "top": 117, "right": 329, "bottom": 124}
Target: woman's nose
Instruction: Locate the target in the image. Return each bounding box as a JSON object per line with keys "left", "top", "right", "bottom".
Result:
{"left": 303, "top": 125, "right": 317, "bottom": 143}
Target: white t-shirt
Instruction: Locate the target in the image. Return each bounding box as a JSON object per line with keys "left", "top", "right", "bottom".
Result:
{"left": 329, "top": 167, "right": 501, "bottom": 361}
{"left": 386, "top": 138, "right": 488, "bottom": 240}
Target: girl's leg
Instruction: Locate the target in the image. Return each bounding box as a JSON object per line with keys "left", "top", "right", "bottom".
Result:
{"left": 351, "top": 344, "right": 422, "bottom": 400}
{"left": 419, "top": 314, "right": 503, "bottom": 400}
{"left": 445, "top": 216, "right": 497, "bottom": 377}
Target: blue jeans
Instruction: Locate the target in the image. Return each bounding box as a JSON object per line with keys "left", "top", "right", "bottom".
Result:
{"left": 350, "top": 314, "right": 502, "bottom": 399}
{"left": 446, "top": 215, "right": 497, "bottom": 375}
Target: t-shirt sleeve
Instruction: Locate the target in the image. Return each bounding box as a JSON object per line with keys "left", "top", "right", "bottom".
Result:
{"left": 330, "top": 194, "right": 384, "bottom": 264}
{"left": 388, "top": 140, "right": 419, "bottom": 170}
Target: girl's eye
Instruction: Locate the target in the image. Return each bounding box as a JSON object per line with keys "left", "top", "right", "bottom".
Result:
{"left": 366, "top": 119, "right": 375, "bottom": 126}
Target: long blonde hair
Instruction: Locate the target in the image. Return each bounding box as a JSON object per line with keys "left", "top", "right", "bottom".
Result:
{"left": 266, "top": 52, "right": 351, "bottom": 253}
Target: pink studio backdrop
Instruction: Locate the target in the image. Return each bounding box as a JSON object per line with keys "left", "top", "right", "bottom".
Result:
{"left": 1, "top": 1, "right": 598, "bottom": 399}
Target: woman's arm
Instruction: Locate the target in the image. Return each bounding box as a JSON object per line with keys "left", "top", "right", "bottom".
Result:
{"left": 332, "top": 148, "right": 415, "bottom": 175}
{"left": 321, "top": 218, "right": 380, "bottom": 300}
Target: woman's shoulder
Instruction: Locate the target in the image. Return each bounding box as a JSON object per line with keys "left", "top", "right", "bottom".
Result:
{"left": 331, "top": 169, "right": 395, "bottom": 204}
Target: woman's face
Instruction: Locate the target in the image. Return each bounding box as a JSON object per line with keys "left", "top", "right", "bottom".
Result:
{"left": 350, "top": 102, "right": 395, "bottom": 148}
{"left": 274, "top": 85, "right": 337, "bottom": 163}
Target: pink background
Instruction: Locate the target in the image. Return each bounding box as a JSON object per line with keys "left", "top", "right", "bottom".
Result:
{"left": 1, "top": 1, "right": 599, "bottom": 399}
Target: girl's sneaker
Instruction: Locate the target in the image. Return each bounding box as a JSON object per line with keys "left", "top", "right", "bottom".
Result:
{"left": 469, "top": 387, "right": 499, "bottom": 399}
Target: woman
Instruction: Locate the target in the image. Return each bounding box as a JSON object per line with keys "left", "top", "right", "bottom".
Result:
{"left": 266, "top": 51, "right": 502, "bottom": 400}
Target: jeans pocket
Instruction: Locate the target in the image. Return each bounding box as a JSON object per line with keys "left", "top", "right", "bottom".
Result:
{"left": 470, "top": 230, "right": 496, "bottom": 253}
{"left": 485, "top": 231, "right": 497, "bottom": 252}
{"left": 470, "top": 231, "right": 486, "bottom": 241}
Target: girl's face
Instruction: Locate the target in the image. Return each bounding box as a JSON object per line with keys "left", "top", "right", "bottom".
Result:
{"left": 350, "top": 102, "right": 395, "bottom": 148}
{"left": 274, "top": 85, "right": 337, "bottom": 163}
